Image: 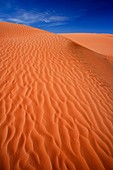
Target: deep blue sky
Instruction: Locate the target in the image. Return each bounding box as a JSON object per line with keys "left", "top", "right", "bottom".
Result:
{"left": 0, "top": 0, "right": 113, "bottom": 33}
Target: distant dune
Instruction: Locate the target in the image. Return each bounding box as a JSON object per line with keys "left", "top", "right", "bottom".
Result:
{"left": 0, "top": 22, "right": 113, "bottom": 170}
{"left": 60, "top": 33, "right": 113, "bottom": 56}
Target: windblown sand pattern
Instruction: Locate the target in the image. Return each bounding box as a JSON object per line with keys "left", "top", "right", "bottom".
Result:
{"left": 0, "top": 22, "right": 113, "bottom": 170}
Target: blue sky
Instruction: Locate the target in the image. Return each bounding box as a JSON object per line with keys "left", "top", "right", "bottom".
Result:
{"left": 0, "top": 0, "right": 113, "bottom": 33}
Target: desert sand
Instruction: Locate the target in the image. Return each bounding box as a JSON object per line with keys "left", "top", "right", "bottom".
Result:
{"left": 0, "top": 22, "right": 113, "bottom": 170}
{"left": 60, "top": 33, "right": 113, "bottom": 55}
{"left": 60, "top": 33, "right": 113, "bottom": 66}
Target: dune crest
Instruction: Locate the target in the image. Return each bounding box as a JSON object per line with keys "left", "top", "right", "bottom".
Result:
{"left": 61, "top": 33, "right": 113, "bottom": 66}
{"left": 60, "top": 33, "right": 113, "bottom": 56}
{"left": 0, "top": 22, "right": 113, "bottom": 170}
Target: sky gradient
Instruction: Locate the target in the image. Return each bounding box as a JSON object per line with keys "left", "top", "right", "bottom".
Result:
{"left": 0, "top": 0, "right": 113, "bottom": 33}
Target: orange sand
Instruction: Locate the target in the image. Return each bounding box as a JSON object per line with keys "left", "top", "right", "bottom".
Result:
{"left": 0, "top": 22, "right": 113, "bottom": 170}
{"left": 60, "top": 33, "right": 113, "bottom": 55}
{"left": 60, "top": 33, "right": 113, "bottom": 66}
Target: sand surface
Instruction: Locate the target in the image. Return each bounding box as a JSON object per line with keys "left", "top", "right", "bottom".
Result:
{"left": 0, "top": 22, "right": 113, "bottom": 170}
{"left": 61, "top": 33, "right": 113, "bottom": 66}
{"left": 60, "top": 33, "right": 113, "bottom": 56}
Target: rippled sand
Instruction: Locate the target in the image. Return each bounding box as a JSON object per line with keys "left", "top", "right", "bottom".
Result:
{"left": 0, "top": 22, "right": 113, "bottom": 170}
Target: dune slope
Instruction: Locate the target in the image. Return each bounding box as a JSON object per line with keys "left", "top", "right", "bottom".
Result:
{"left": 60, "top": 33, "right": 113, "bottom": 56}
{"left": 0, "top": 22, "right": 113, "bottom": 170}
{"left": 61, "top": 33, "right": 113, "bottom": 67}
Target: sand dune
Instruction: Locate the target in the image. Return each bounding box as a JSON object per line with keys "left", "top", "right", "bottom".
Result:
{"left": 0, "top": 22, "right": 113, "bottom": 170}
{"left": 60, "top": 33, "right": 113, "bottom": 56}
{"left": 60, "top": 33, "right": 113, "bottom": 67}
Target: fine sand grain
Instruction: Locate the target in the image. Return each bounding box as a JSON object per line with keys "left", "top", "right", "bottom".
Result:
{"left": 0, "top": 22, "right": 113, "bottom": 170}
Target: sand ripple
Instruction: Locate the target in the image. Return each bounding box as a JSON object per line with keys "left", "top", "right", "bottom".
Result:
{"left": 0, "top": 22, "right": 113, "bottom": 170}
